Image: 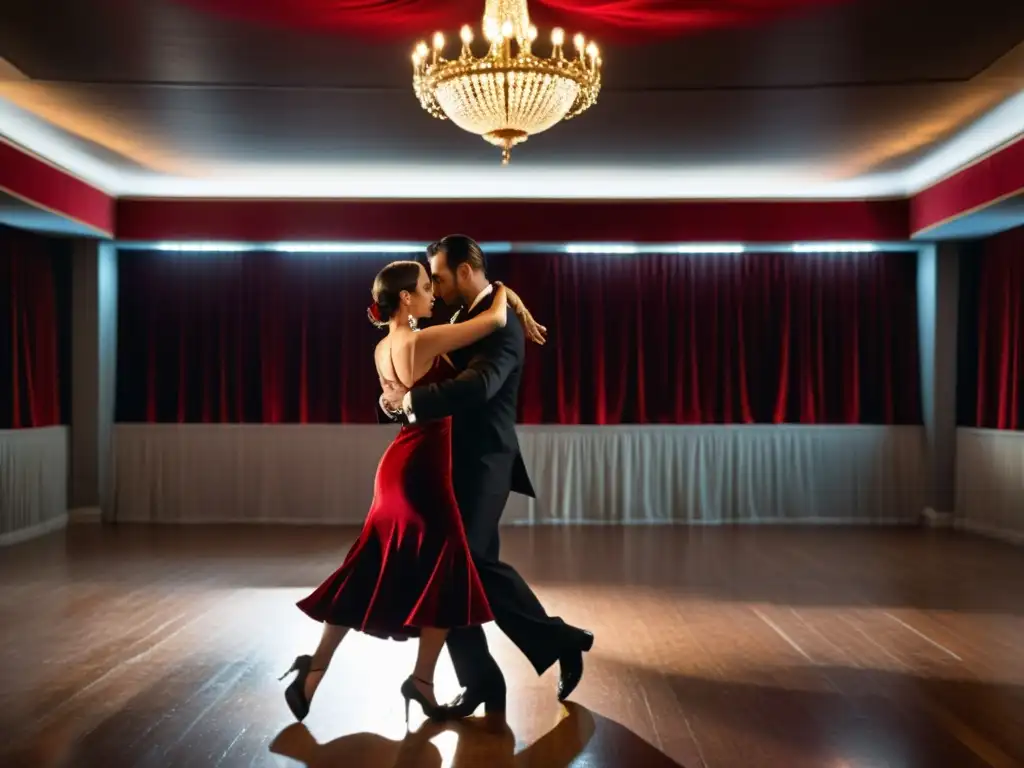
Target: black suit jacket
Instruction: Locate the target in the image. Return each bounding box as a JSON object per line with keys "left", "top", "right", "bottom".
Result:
{"left": 403, "top": 293, "right": 535, "bottom": 500}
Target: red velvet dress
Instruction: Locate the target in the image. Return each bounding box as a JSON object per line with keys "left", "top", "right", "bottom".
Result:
{"left": 296, "top": 357, "right": 493, "bottom": 638}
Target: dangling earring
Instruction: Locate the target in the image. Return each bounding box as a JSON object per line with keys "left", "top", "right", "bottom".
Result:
{"left": 408, "top": 314, "right": 418, "bottom": 330}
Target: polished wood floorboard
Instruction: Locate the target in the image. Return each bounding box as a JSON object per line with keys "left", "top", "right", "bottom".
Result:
{"left": 2, "top": 525, "right": 1024, "bottom": 767}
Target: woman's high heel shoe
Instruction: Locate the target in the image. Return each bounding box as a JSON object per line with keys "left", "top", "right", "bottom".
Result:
{"left": 279, "top": 654, "right": 325, "bottom": 721}
{"left": 400, "top": 676, "right": 448, "bottom": 725}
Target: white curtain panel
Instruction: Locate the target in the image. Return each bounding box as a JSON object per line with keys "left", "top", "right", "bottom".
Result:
{"left": 956, "top": 427, "right": 1024, "bottom": 543}
{"left": 0, "top": 426, "right": 68, "bottom": 545}
{"left": 113, "top": 424, "right": 926, "bottom": 526}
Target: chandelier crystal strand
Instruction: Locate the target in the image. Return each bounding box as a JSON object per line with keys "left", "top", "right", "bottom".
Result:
{"left": 412, "top": 0, "right": 601, "bottom": 164}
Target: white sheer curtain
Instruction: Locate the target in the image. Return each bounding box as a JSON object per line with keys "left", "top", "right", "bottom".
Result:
{"left": 0, "top": 427, "right": 68, "bottom": 545}
{"left": 956, "top": 428, "right": 1024, "bottom": 543}
{"left": 113, "top": 424, "right": 926, "bottom": 526}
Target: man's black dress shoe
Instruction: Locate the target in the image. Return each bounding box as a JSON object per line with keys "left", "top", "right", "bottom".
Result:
{"left": 557, "top": 628, "right": 594, "bottom": 702}
{"left": 442, "top": 679, "right": 507, "bottom": 719}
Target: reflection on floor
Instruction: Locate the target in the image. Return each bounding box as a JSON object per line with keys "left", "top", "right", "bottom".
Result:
{"left": 1, "top": 524, "right": 1023, "bottom": 766}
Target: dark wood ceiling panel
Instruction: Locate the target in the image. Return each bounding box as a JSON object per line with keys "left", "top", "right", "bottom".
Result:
{"left": 0, "top": 0, "right": 1021, "bottom": 189}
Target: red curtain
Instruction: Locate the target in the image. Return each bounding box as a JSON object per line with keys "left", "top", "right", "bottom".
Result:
{"left": 116, "top": 249, "right": 920, "bottom": 426}
{"left": 117, "top": 251, "right": 397, "bottom": 424}
{"left": 965, "top": 226, "right": 1024, "bottom": 430}
{"left": 505, "top": 250, "right": 919, "bottom": 424}
{"left": 175, "top": 0, "right": 844, "bottom": 43}
{"left": 0, "top": 226, "right": 67, "bottom": 429}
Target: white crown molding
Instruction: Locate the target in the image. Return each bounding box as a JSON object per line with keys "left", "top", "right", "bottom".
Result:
{"left": 1, "top": 70, "right": 1022, "bottom": 201}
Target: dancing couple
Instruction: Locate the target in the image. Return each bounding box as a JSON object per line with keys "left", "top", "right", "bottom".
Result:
{"left": 281, "top": 235, "right": 594, "bottom": 723}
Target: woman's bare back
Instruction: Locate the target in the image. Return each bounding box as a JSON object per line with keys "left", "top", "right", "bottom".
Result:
{"left": 375, "top": 330, "right": 439, "bottom": 392}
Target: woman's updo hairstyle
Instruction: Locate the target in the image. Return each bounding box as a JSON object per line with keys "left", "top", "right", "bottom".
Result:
{"left": 368, "top": 260, "right": 422, "bottom": 328}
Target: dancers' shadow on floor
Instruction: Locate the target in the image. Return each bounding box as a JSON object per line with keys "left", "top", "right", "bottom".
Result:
{"left": 269, "top": 702, "right": 683, "bottom": 767}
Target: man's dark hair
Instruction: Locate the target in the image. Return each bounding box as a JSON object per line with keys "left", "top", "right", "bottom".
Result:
{"left": 426, "top": 234, "right": 487, "bottom": 275}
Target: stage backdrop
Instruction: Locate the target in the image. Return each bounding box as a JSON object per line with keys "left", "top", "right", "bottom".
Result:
{"left": 956, "top": 225, "right": 1024, "bottom": 542}
{"left": 113, "top": 248, "right": 926, "bottom": 525}
{"left": 0, "top": 226, "right": 70, "bottom": 544}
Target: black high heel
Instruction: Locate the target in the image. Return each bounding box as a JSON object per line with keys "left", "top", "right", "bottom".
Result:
{"left": 279, "top": 655, "right": 325, "bottom": 721}
{"left": 400, "top": 676, "right": 447, "bottom": 725}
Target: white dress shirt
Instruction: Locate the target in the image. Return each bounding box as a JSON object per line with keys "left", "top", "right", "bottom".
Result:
{"left": 403, "top": 283, "right": 493, "bottom": 422}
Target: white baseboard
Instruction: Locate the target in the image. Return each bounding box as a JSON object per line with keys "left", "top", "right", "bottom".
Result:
{"left": 68, "top": 507, "right": 102, "bottom": 524}
{"left": 921, "top": 507, "right": 954, "bottom": 527}
{"left": 956, "top": 519, "right": 1024, "bottom": 545}
{"left": 0, "top": 514, "right": 68, "bottom": 547}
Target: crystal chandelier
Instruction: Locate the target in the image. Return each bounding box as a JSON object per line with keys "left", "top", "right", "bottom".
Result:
{"left": 412, "top": 0, "right": 601, "bottom": 165}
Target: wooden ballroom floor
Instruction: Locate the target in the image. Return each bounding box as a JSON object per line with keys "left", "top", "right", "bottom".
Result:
{"left": 2, "top": 524, "right": 1024, "bottom": 768}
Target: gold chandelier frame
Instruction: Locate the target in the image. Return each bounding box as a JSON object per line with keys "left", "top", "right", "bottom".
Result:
{"left": 412, "top": 0, "right": 601, "bottom": 164}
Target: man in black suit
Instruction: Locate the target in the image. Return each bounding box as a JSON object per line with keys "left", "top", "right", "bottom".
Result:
{"left": 379, "top": 235, "right": 593, "bottom": 717}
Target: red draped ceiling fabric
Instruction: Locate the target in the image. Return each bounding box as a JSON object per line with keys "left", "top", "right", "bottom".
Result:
{"left": 0, "top": 227, "right": 65, "bottom": 429}
{"left": 116, "top": 250, "right": 920, "bottom": 426}
{"left": 969, "top": 226, "right": 1024, "bottom": 430}
{"left": 174, "top": 0, "right": 844, "bottom": 42}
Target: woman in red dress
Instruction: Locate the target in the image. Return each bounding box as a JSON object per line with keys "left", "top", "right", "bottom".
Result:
{"left": 279, "top": 260, "right": 516, "bottom": 724}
